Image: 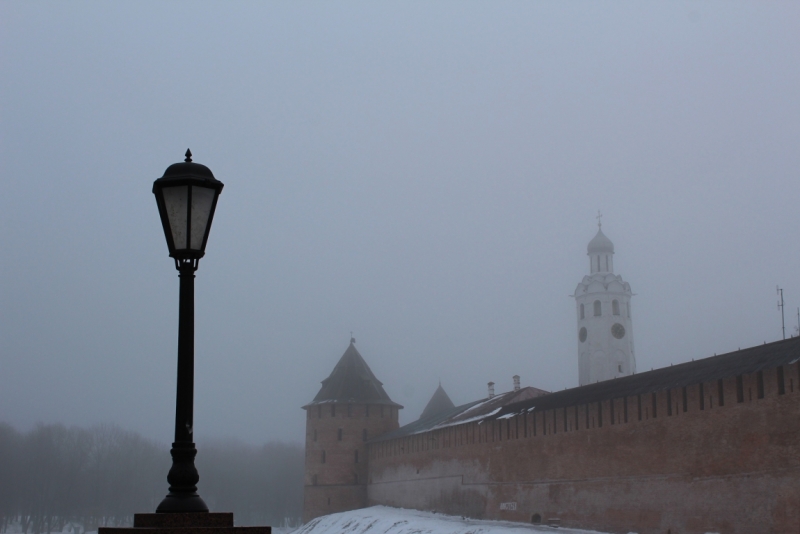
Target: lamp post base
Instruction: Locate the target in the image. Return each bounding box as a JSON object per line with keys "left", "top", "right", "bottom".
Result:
{"left": 155, "top": 493, "right": 209, "bottom": 514}
{"left": 156, "top": 442, "right": 209, "bottom": 513}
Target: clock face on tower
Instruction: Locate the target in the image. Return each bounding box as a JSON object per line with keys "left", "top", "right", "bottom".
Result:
{"left": 611, "top": 323, "right": 625, "bottom": 339}
{"left": 579, "top": 327, "right": 587, "bottom": 343}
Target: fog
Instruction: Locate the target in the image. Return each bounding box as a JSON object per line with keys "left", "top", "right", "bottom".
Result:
{"left": 2, "top": 2, "right": 799, "bottom": 446}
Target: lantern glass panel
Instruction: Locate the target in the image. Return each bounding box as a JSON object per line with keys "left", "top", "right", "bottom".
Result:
{"left": 190, "top": 186, "right": 215, "bottom": 250}
{"left": 162, "top": 186, "right": 189, "bottom": 250}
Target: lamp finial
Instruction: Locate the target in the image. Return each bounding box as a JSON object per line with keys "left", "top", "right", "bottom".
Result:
{"left": 185, "top": 149, "right": 192, "bottom": 163}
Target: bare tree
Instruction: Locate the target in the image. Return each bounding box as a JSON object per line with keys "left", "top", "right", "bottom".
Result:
{"left": 0, "top": 424, "right": 303, "bottom": 532}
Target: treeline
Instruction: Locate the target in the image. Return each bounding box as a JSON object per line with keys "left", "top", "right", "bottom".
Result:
{"left": 0, "top": 423, "right": 304, "bottom": 534}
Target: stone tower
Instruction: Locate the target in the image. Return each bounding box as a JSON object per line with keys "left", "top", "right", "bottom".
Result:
{"left": 302, "top": 339, "right": 402, "bottom": 523}
{"left": 573, "top": 222, "right": 636, "bottom": 385}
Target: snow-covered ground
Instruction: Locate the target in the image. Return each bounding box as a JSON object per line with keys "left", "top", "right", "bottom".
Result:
{"left": 294, "top": 506, "right": 614, "bottom": 534}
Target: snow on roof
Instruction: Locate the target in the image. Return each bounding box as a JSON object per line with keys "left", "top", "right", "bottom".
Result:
{"left": 371, "top": 387, "right": 549, "bottom": 442}
{"left": 294, "top": 505, "right": 611, "bottom": 534}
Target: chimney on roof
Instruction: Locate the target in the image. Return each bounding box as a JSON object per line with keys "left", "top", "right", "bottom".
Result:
{"left": 488, "top": 382, "right": 495, "bottom": 398}
{"left": 513, "top": 375, "right": 520, "bottom": 392}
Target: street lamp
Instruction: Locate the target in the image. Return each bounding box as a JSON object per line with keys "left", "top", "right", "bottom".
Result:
{"left": 152, "top": 149, "right": 224, "bottom": 513}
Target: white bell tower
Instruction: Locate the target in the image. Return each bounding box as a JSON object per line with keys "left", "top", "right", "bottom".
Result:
{"left": 573, "top": 214, "right": 636, "bottom": 386}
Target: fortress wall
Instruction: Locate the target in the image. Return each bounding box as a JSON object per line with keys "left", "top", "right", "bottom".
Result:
{"left": 367, "top": 362, "right": 800, "bottom": 534}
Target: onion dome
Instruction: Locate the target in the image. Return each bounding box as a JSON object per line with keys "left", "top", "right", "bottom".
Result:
{"left": 587, "top": 228, "right": 614, "bottom": 255}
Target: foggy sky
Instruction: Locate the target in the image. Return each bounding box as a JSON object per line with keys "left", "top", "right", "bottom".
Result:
{"left": 2, "top": 2, "right": 799, "bottom": 445}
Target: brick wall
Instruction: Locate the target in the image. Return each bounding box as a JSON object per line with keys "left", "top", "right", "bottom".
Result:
{"left": 366, "top": 362, "right": 800, "bottom": 534}
{"left": 303, "top": 402, "right": 399, "bottom": 522}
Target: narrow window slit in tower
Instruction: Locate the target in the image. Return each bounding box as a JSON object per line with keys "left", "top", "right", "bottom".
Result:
{"left": 777, "top": 366, "right": 785, "bottom": 395}
{"left": 667, "top": 390, "right": 672, "bottom": 416}
{"left": 736, "top": 375, "right": 744, "bottom": 403}
{"left": 321, "top": 450, "right": 326, "bottom": 463}
{"left": 699, "top": 383, "right": 705, "bottom": 410}
{"left": 610, "top": 399, "right": 615, "bottom": 424}
{"left": 598, "top": 402, "right": 603, "bottom": 427}
{"left": 718, "top": 379, "right": 725, "bottom": 406}
{"left": 338, "top": 428, "right": 342, "bottom": 441}
{"left": 623, "top": 397, "right": 628, "bottom": 423}
{"left": 652, "top": 393, "right": 657, "bottom": 418}
{"left": 637, "top": 395, "right": 642, "bottom": 421}
{"left": 682, "top": 386, "right": 687, "bottom": 413}
{"left": 757, "top": 371, "right": 764, "bottom": 399}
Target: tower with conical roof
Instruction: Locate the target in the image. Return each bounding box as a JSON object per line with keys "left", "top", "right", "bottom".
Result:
{"left": 302, "top": 338, "right": 402, "bottom": 522}
{"left": 573, "top": 219, "right": 636, "bottom": 385}
{"left": 418, "top": 382, "right": 455, "bottom": 421}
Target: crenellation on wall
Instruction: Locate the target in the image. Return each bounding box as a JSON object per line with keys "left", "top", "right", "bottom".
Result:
{"left": 368, "top": 359, "right": 799, "bottom": 464}
{"left": 366, "top": 382, "right": 800, "bottom": 533}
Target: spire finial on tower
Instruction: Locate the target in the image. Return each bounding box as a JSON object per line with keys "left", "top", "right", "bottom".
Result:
{"left": 184, "top": 149, "right": 192, "bottom": 163}
{"left": 597, "top": 210, "right": 602, "bottom": 229}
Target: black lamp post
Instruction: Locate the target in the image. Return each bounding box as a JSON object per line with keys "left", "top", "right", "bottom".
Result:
{"left": 152, "top": 149, "right": 224, "bottom": 513}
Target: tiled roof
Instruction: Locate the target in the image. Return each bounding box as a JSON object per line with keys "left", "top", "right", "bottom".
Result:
{"left": 494, "top": 336, "right": 800, "bottom": 418}
{"left": 418, "top": 384, "right": 456, "bottom": 421}
{"left": 305, "top": 341, "right": 402, "bottom": 408}
{"left": 370, "top": 337, "right": 800, "bottom": 440}
{"left": 373, "top": 386, "right": 547, "bottom": 441}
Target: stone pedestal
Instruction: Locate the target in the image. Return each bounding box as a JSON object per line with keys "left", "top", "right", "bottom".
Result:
{"left": 98, "top": 513, "right": 271, "bottom": 534}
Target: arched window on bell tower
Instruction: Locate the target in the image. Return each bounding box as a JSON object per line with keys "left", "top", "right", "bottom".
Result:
{"left": 612, "top": 300, "right": 620, "bottom": 316}
{"left": 580, "top": 304, "right": 585, "bottom": 319}
{"left": 594, "top": 300, "right": 601, "bottom": 316}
